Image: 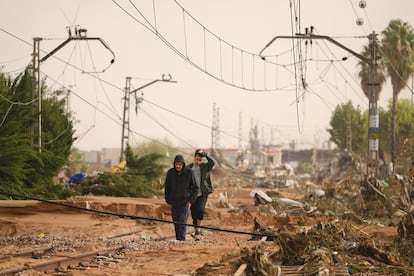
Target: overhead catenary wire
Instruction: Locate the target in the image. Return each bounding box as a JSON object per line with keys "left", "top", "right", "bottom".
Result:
{"left": 124, "top": 0, "right": 281, "bottom": 92}
{"left": 140, "top": 106, "right": 195, "bottom": 148}
{"left": 144, "top": 98, "right": 245, "bottom": 143}
{"left": 113, "top": 0, "right": 367, "bottom": 127}
{"left": 289, "top": 0, "right": 305, "bottom": 134}
{"left": 0, "top": 24, "right": 338, "bottom": 151}
{"left": 1, "top": 2, "right": 370, "bottom": 150}
{"left": 0, "top": 27, "right": 123, "bottom": 95}
{"left": 1, "top": 14, "right": 283, "bottom": 150}
{"left": 85, "top": 41, "right": 121, "bottom": 119}
{"left": 39, "top": 70, "right": 246, "bottom": 150}
{"left": 310, "top": 28, "right": 368, "bottom": 105}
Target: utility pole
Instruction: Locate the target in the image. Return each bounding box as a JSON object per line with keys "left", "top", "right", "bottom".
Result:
{"left": 259, "top": 30, "right": 379, "bottom": 177}
{"left": 31, "top": 37, "right": 41, "bottom": 151}
{"left": 211, "top": 102, "right": 221, "bottom": 158}
{"left": 31, "top": 26, "right": 115, "bottom": 153}
{"left": 346, "top": 109, "right": 352, "bottom": 153}
{"left": 238, "top": 112, "right": 242, "bottom": 151}
{"left": 120, "top": 76, "right": 132, "bottom": 163}
{"left": 367, "top": 32, "right": 380, "bottom": 177}
{"left": 119, "top": 75, "right": 176, "bottom": 162}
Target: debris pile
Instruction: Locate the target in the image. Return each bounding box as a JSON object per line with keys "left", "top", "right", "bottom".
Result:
{"left": 206, "top": 156, "right": 414, "bottom": 275}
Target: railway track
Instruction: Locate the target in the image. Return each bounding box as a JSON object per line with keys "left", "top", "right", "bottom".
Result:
{"left": 0, "top": 229, "right": 178, "bottom": 276}
{"left": 0, "top": 246, "right": 124, "bottom": 276}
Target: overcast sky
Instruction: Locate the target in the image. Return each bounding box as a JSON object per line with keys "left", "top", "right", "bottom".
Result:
{"left": 1, "top": 0, "right": 414, "bottom": 153}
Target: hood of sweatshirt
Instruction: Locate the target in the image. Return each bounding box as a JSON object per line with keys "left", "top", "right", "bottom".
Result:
{"left": 173, "top": 154, "right": 186, "bottom": 171}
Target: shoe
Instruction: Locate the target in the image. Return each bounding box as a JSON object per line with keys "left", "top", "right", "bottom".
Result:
{"left": 168, "top": 239, "right": 179, "bottom": 243}
{"left": 191, "top": 232, "right": 201, "bottom": 241}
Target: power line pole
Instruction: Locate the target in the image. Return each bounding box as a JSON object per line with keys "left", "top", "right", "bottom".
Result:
{"left": 346, "top": 108, "right": 352, "bottom": 153}
{"left": 211, "top": 102, "right": 221, "bottom": 158}
{"left": 31, "top": 26, "right": 115, "bottom": 153}
{"left": 120, "top": 76, "right": 132, "bottom": 162}
{"left": 367, "top": 32, "right": 380, "bottom": 177}
{"left": 238, "top": 112, "right": 242, "bottom": 151}
{"left": 259, "top": 30, "right": 379, "bottom": 177}
{"left": 119, "top": 75, "right": 176, "bottom": 162}
{"left": 31, "top": 37, "right": 41, "bottom": 151}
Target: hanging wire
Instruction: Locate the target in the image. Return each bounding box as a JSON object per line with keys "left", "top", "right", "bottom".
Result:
{"left": 348, "top": 0, "right": 368, "bottom": 35}
{"left": 263, "top": 57, "right": 266, "bottom": 90}
{"left": 251, "top": 53, "right": 255, "bottom": 90}
{"left": 140, "top": 106, "right": 195, "bottom": 148}
{"left": 219, "top": 39, "right": 223, "bottom": 80}
{"left": 85, "top": 41, "right": 121, "bottom": 119}
{"left": 289, "top": 0, "right": 302, "bottom": 134}
{"left": 122, "top": 0, "right": 281, "bottom": 91}
{"left": 152, "top": 0, "right": 158, "bottom": 34}
{"left": 1, "top": 25, "right": 258, "bottom": 148}
{"left": 203, "top": 27, "right": 207, "bottom": 71}
{"left": 182, "top": 7, "right": 189, "bottom": 58}
{"left": 275, "top": 55, "right": 278, "bottom": 89}
{"left": 240, "top": 50, "right": 244, "bottom": 89}
{"left": 231, "top": 46, "right": 234, "bottom": 85}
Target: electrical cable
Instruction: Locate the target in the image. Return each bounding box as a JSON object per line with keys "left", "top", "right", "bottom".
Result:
{"left": 144, "top": 98, "right": 243, "bottom": 142}
{"left": 310, "top": 28, "right": 368, "bottom": 104}
{"left": 121, "top": 0, "right": 280, "bottom": 91}
{"left": 0, "top": 190, "right": 275, "bottom": 239}
{"left": 140, "top": 107, "right": 195, "bottom": 148}
{"left": 348, "top": 0, "right": 368, "bottom": 35}
{"left": 85, "top": 41, "right": 121, "bottom": 119}
{"left": 0, "top": 81, "right": 39, "bottom": 127}
{"left": 0, "top": 25, "right": 258, "bottom": 149}
{"left": 289, "top": 0, "right": 304, "bottom": 134}
{"left": 0, "top": 54, "right": 31, "bottom": 64}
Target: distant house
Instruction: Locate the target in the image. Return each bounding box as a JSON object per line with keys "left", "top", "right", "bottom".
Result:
{"left": 82, "top": 150, "right": 101, "bottom": 171}
{"left": 262, "top": 145, "right": 282, "bottom": 167}
{"left": 282, "top": 148, "right": 336, "bottom": 167}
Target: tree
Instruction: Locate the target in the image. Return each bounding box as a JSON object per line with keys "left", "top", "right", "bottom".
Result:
{"left": 391, "top": 99, "right": 414, "bottom": 164}
{"left": 80, "top": 144, "right": 167, "bottom": 198}
{"left": 327, "top": 101, "right": 366, "bottom": 153}
{"left": 125, "top": 144, "right": 165, "bottom": 185}
{"left": 0, "top": 71, "right": 39, "bottom": 195}
{"left": 0, "top": 69, "right": 75, "bottom": 198}
{"left": 381, "top": 19, "right": 414, "bottom": 165}
{"left": 132, "top": 139, "right": 179, "bottom": 168}
{"left": 357, "top": 44, "right": 386, "bottom": 103}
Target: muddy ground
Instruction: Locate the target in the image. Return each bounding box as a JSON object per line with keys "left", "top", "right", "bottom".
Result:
{"left": 0, "top": 181, "right": 403, "bottom": 275}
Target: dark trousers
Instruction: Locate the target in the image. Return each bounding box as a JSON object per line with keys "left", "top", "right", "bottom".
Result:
{"left": 171, "top": 204, "right": 188, "bottom": 240}
{"left": 190, "top": 195, "right": 208, "bottom": 225}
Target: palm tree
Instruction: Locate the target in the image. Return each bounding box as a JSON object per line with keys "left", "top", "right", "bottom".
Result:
{"left": 357, "top": 44, "right": 386, "bottom": 103}
{"left": 381, "top": 19, "right": 414, "bottom": 166}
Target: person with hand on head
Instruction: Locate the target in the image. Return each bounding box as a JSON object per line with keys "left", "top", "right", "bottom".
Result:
{"left": 188, "top": 149, "right": 215, "bottom": 237}
{"left": 164, "top": 154, "right": 198, "bottom": 241}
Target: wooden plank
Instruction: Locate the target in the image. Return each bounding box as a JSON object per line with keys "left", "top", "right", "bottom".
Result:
{"left": 234, "top": 263, "right": 247, "bottom": 276}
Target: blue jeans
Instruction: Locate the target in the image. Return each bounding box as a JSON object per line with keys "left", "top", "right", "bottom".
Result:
{"left": 171, "top": 204, "right": 188, "bottom": 240}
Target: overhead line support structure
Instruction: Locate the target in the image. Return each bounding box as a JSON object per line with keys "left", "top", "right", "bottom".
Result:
{"left": 259, "top": 31, "right": 379, "bottom": 177}
{"left": 120, "top": 75, "right": 177, "bottom": 162}
{"left": 31, "top": 27, "right": 115, "bottom": 153}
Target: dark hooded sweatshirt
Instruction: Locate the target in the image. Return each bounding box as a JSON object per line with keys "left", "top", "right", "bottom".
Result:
{"left": 164, "top": 155, "right": 198, "bottom": 206}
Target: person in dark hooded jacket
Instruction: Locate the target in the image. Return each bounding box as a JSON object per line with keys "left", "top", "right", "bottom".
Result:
{"left": 164, "top": 154, "right": 198, "bottom": 241}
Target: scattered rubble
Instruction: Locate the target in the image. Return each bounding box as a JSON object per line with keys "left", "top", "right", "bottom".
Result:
{"left": 206, "top": 154, "right": 414, "bottom": 275}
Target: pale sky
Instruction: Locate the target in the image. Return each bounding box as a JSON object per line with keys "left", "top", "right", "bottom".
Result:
{"left": 1, "top": 0, "right": 414, "bottom": 152}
